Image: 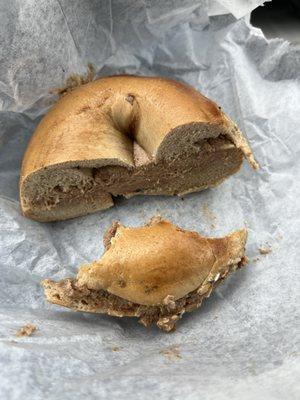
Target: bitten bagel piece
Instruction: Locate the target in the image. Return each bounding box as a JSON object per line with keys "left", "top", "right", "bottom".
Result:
{"left": 20, "top": 75, "right": 258, "bottom": 222}
{"left": 42, "top": 218, "right": 247, "bottom": 331}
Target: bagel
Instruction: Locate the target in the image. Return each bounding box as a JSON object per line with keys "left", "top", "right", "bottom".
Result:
{"left": 20, "top": 76, "right": 258, "bottom": 222}
{"left": 42, "top": 217, "right": 247, "bottom": 332}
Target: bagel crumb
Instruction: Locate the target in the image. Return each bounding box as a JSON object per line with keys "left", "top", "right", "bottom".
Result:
{"left": 259, "top": 247, "right": 272, "bottom": 255}
{"left": 163, "top": 295, "right": 176, "bottom": 310}
{"left": 15, "top": 324, "right": 37, "bottom": 337}
{"left": 51, "top": 63, "right": 95, "bottom": 97}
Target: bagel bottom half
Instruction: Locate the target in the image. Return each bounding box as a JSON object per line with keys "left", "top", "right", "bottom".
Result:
{"left": 22, "top": 134, "right": 245, "bottom": 222}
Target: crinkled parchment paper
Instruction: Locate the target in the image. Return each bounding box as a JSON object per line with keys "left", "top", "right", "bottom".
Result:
{"left": 0, "top": 1, "right": 299, "bottom": 399}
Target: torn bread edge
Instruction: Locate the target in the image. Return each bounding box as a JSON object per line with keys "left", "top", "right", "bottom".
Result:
{"left": 42, "top": 217, "right": 248, "bottom": 332}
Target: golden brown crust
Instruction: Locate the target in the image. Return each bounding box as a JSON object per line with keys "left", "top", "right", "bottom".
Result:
{"left": 42, "top": 260, "right": 243, "bottom": 333}
{"left": 21, "top": 76, "right": 224, "bottom": 181}
{"left": 20, "top": 76, "right": 257, "bottom": 222}
{"left": 42, "top": 218, "right": 247, "bottom": 331}
{"left": 77, "top": 219, "right": 247, "bottom": 305}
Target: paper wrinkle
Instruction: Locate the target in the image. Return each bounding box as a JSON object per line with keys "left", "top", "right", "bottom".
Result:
{"left": 215, "top": 0, "right": 271, "bottom": 19}
{"left": 0, "top": 1, "right": 300, "bottom": 399}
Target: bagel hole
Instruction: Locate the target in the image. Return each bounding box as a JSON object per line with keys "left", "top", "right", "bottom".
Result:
{"left": 133, "top": 141, "right": 152, "bottom": 167}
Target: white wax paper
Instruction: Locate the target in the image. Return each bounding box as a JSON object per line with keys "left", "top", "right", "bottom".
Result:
{"left": 208, "top": 0, "right": 270, "bottom": 18}
{"left": 0, "top": 1, "right": 299, "bottom": 399}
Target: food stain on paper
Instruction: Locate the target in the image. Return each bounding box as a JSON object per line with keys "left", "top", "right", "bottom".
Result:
{"left": 160, "top": 345, "right": 182, "bottom": 360}
{"left": 111, "top": 346, "right": 123, "bottom": 352}
{"left": 201, "top": 202, "right": 217, "bottom": 229}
